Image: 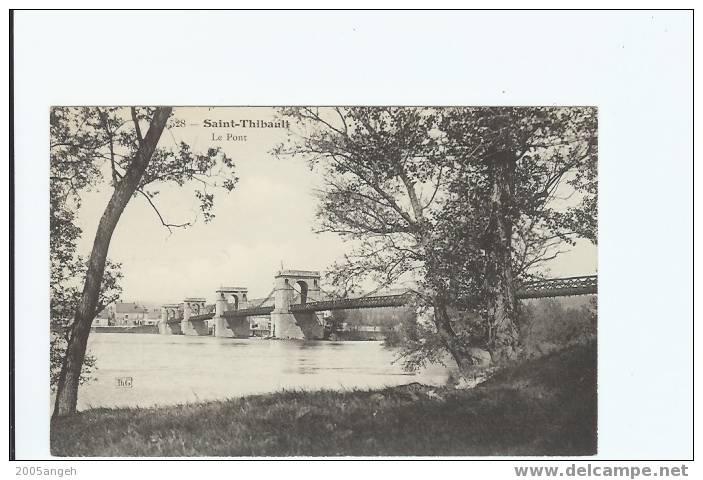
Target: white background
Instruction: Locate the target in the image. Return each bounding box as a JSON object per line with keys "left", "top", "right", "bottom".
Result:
{"left": 4, "top": 5, "right": 696, "bottom": 474}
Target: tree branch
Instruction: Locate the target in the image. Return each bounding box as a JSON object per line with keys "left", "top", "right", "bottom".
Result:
{"left": 137, "top": 188, "right": 191, "bottom": 233}
{"left": 131, "top": 107, "right": 144, "bottom": 146}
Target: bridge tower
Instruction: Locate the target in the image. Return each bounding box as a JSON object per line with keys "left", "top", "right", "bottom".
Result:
{"left": 271, "top": 270, "right": 324, "bottom": 339}
{"left": 181, "top": 297, "right": 207, "bottom": 335}
{"left": 214, "top": 287, "right": 248, "bottom": 337}
{"left": 158, "top": 303, "right": 183, "bottom": 335}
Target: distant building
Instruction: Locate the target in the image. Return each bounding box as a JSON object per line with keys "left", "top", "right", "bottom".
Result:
{"left": 249, "top": 317, "right": 272, "bottom": 336}
{"left": 145, "top": 307, "right": 162, "bottom": 326}
{"left": 92, "top": 306, "right": 114, "bottom": 327}
{"left": 92, "top": 301, "right": 159, "bottom": 327}
{"left": 114, "top": 302, "right": 150, "bottom": 326}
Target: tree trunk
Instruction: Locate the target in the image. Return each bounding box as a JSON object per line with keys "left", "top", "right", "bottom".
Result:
{"left": 52, "top": 107, "right": 172, "bottom": 418}
{"left": 486, "top": 150, "right": 520, "bottom": 362}
{"left": 432, "top": 295, "right": 475, "bottom": 373}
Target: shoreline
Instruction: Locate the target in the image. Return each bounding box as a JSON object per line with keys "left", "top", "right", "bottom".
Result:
{"left": 51, "top": 343, "right": 596, "bottom": 457}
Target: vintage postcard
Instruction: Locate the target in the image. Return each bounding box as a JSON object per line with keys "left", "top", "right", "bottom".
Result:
{"left": 49, "top": 106, "right": 598, "bottom": 456}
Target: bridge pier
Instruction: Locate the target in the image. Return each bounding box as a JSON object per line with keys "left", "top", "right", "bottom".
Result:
{"left": 181, "top": 297, "right": 209, "bottom": 336}
{"left": 158, "top": 304, "right": 183, "bottom": 335}
{"left": 215, "top": 287, "right": 250, "bottom": 338}
{"left": 224, "top": 316, "right": 251, "bottom": 337}
{"left": 271, "top": 270, "right": 324, "bottom": 339}
{"left": 214, "top": 290, "right": 231, "bottom": 337}
{"left": 270, "top": 312, "right": 303, "bottom": 339}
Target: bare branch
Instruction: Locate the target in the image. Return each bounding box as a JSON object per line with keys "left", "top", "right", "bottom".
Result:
{"left": 137, "top": 188, "right": 191, "bottom": 233}
{"left": 131, "top": 107, "right": 144, "bottom": 146}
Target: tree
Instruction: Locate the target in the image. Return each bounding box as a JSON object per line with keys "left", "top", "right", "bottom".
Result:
{"left": 438, "top": 107, "right": 597, "bottom": 361}
{"left": 50, "top": 184, "right": 122, "bottom": 386}
{"left": 50, "top": 107, "right": 237, "bottom": 417}
{"left": 276, "top": 107, "right": 596, "bottom": 371}
{"left": 276, "top": 107, "right": 479, "bottom": 369}
{"left": 518, "top": 297, "right": 597, "bottom": 357}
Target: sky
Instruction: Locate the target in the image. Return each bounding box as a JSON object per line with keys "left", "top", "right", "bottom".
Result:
{"left": 74, "top": 107, "right": 597, "bottom": 305}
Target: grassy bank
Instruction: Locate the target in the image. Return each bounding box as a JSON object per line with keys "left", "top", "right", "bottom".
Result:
{"left": 51, "top": 343, "right": 596, "bottom": 457}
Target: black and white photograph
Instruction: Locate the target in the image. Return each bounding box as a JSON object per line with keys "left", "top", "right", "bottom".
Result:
{"left": 48, "top": 106, "right": 598, "bottom": 456}
{"left": 7, "top": 7, "right": 694, "bottom": 471}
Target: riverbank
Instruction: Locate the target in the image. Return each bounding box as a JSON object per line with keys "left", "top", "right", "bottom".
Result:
{"left": 51, "top": 342, "right": 596, "bottom": 457}
{"left": 90, "top": 325, "right": 159, "bottom": 334}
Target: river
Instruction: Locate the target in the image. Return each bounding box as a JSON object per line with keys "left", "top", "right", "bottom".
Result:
{"left": 75, "top": 333, "right": 455, "bottom": 411}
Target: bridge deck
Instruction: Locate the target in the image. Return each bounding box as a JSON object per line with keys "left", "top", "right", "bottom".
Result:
{"left": 516, "top": 275, "right": 597, "bottom": 299}
{"left": 290, "top": 293, "right": 409, "bottom": 313}
{"left": 174, "top": 275, "right": 597, "bottom": 321}
{"left": 224, "top": 306, "right": 275, "bottom": 318}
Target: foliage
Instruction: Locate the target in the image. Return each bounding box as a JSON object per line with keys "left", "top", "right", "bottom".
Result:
{"left": 390, "top": 305, "right": 454, "bottom": 371}
{"left": 50, "top": 107, "right": 238, "bottom": 387}
{"left": 381, "top": 327, "right": 403, "bottom": 347}
{"left": 518, "top": 297, "right": 597, "bottom": 358}
{"left": 51, "top": 107, "right": 238, "bottom": 231}
{"left": 440, "top": 106, "right": 598, "bottom": 269}
{"left": 49, "top": 179, "right": 122, "bottom": 386}
{"left": 276, "top": 107, "right": 597, "bottom": 369}
{"left": 275, "top": 107, "right": 446, "bottom": 296}
{"left": 421, "top": 107, "right": 597, "bottom": 359}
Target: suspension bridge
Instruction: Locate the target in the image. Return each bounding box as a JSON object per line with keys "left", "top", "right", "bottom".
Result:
{"left": 159, "top": 270, "right": 597, "bottom": 339}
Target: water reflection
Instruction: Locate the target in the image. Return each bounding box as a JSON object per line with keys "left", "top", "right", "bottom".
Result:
{"left": 76, "top": 333, "right": 454, "bottom": 411}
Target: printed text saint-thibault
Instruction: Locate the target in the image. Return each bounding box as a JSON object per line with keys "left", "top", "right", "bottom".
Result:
{"left": 203, "top": 119, "right": 290, "bottom": 129}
